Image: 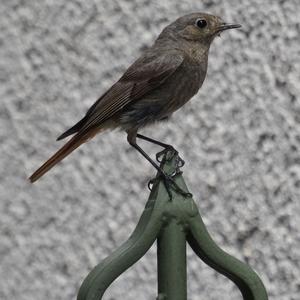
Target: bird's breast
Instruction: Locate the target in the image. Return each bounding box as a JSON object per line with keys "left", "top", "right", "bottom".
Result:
{"left": 162, "top": 62, "right": 206, "bottom": 112}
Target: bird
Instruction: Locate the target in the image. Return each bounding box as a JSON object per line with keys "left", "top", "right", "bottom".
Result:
{"left": 29, "top": 12, "right": 241, "bottom": 193}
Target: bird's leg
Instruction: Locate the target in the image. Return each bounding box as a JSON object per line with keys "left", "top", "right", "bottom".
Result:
{"left": 136, "top": 133, "right": 185, "bottom": 169}
{"left": 127, "top": 130, "right": 191, "bottom": 199}
{"left": 136, "top": 133, "right": 173, "bottom": 149}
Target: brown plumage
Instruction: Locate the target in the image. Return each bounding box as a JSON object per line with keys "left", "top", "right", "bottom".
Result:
{"left": 29, "top": 12, "right": 240, "bottom": 183}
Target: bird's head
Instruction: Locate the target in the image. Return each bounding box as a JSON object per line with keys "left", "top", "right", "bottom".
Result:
{"left": 159, "top": 13, "right": 241, "bottom": 44}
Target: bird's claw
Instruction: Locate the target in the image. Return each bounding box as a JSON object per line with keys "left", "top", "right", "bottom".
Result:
{"left": 148, "top": 178, "right": 156, "bottom": 191}
{"left": 174, "top": 155, "right": 185, "bottom": 174}
{"left": 156, "top": 147, "right": 176, "bottom": 163}
{"left": 156, "top": 148, "right": 185, "bottom": 176}
{"left": 161, "top": 172, "right": 192, "bottom": 200}
{"left": 148, "top": 172, "right": 192, "bottom": 200}
{"left": 175, "top": 155, "right": 185, "bottom": 168}
{"left": 151, "top": 147, "right": 191, "bottom": 200}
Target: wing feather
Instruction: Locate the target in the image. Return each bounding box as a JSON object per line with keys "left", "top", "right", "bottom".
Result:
{"left": 79, "top": 51, "right": 184, "bottom": 132}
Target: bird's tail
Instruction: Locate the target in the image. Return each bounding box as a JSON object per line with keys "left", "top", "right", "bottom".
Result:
{"left": 29, "top": 128, "right": 100, "bottom": 183}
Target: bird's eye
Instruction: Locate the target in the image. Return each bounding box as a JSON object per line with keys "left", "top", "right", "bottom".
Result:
{"left": 195, "top": 19, "right": 207, "bottom": 28}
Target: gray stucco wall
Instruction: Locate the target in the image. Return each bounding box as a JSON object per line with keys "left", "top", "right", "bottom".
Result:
{"left": 1, "top": 0, "right": 299, "bottom": 299}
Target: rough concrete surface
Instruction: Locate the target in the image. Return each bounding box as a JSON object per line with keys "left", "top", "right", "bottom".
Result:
{"left": 1, "top": 0, "right": 300, "bottom": 299}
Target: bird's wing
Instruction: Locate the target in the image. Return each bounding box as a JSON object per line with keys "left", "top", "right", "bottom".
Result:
{"left": 79, "top": 51, "right": 184, "bottom": 132}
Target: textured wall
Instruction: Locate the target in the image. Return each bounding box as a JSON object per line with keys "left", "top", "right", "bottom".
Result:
{"left": 1, "top": 0, "right": 299, "bottom": 299}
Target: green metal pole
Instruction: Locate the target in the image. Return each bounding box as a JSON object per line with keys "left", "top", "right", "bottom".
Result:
{"left": 157, "top": 218, "right": 187, "bottom": 300}
{"left": 77, "top": 150, "right": 268, "bottom": 300}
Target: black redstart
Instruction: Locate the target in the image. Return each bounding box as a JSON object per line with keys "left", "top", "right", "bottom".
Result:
{"left": 29, "top": 12, "right": 241, "bottom": 192}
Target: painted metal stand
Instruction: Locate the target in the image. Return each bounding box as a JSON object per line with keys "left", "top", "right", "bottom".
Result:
{"left": 77, "top": 150, "right": 268, "bottom": 300}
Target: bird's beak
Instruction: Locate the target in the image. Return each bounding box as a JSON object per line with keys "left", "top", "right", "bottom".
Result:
{"left": 217, "top": 23, "right": 242, "bottom": 32}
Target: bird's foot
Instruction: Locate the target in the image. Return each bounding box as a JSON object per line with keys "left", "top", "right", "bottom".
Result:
{"left": 160, "top": 171, "right": 192, "bottom": 200}
{"left": 147, "top": 171, "right": 192, "bottom": 200}
{"left": 156, "top": 147, "right": 185, "bottom": 175}
{"left": 156, "top": 146, "right": 176, "bottom": 163}
{"left": 147, "top": 147, "right": 191, "bottom": 200}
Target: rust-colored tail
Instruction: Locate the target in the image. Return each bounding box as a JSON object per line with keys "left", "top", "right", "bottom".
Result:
{"left": 29, "top": 129, "right": 98, "bottom": 183}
